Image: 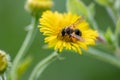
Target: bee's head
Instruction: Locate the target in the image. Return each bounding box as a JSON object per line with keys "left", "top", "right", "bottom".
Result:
{"left": 74, "top": 29, "right": 82, "bottom": 36}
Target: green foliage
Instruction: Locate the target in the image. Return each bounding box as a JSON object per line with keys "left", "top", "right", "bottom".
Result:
{"left": 88, "top": 3, "right": 95, "bottom": 17}
{"left": 67, "top": 0, "right": 98, "bottom": 29}
{"left": 95, "top": 0, "right": 114, "bottom": 6}
{"left": 104, "top": 28, "right": 114, "bottom": 46}
{"left": 17, "top": 56, "right": 33, "bottom": 79}
{"left": 0, "top": 0, "right": 120, "bottom": 80}
{"left": 115, "top": 17, "right": 120, "bottom": 48}
{"left": 67, "top": 0, "right": 120, "bottom": 69}
{"left": 67, "top": 0, "right": 89, "bottom": 18}
{"left": 114, "top": 0, "right": 120, "bottom": 15}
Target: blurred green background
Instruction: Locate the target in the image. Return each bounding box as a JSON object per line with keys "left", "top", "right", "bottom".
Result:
{"left": 0, "top": 0, "right": 120, "bottom": 80}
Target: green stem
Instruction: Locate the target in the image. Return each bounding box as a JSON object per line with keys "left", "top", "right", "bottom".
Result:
{"left": 0, "top": 73, "right": 6, "bottom": 80}
{"left": 83, "top": 48, "right": 120, "bottom": 68}
{"left": 10, "top": 17, "right": 38, "bottom": 80}
{"left": 29, "top": 51, "right": 59, "bottom": 80}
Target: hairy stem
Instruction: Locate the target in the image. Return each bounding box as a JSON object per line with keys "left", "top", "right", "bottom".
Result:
{"left": 10, "top": 17, "right": 38, "bottom": 80}
{"left": 29, "top": 51, "right": 59, "bottom": 80}
{"left": 83, "top": 48, "right": 120, "bottom": 68}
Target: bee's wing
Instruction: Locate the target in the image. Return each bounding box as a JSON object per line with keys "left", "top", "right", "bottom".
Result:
{"left": 68, "top": 17, "right": 84, "bottom": 29}
{"left": 72, "top": 17, "right": 84, "bottom": 27}
{"left": 71, "top": 34, "right": 84, "bottom": 42}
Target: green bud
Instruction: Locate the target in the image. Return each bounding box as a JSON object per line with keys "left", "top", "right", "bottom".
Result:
{"left": 25, "top": 0, "right": 54, "bottom": 17}
{"left": 0, "top": 50, "right": 10, "bottom": 74}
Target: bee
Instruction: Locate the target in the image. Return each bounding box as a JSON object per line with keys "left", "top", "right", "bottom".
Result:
{"left": 61, "top": 17, "right": 84, "bottom": 41}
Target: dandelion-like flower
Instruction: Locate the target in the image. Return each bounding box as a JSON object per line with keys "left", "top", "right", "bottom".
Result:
{"left": 39, "top": 11, "right": 98, "bottom": 54}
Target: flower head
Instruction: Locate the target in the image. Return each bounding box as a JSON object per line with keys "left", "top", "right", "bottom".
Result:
{"left": 0, "top": 50, "right": 10, "bottom": 74}
{"left": 39, "top": 11, "right": 98, "bottom": 54}
{"left": 25, "top": 0, "right": 53, "bottom": 17}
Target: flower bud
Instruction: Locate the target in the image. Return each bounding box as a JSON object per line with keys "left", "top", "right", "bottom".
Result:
{"left": 0, "top": 50, "right": 9, "bottom": 74}
{"left": 25, "top": 0, "right": 53, "bottom": 17}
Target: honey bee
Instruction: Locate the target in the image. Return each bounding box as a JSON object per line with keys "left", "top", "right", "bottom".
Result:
{"left": 61, "top": 17, "right": 84, "bottom": 41}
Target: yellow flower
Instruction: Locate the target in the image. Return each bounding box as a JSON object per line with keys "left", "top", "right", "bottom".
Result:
{"left": 39, "top": 11, "right": 98, "bottom": 54}
{"left": 25, "top": 0, "right": 53, "bottom": 17}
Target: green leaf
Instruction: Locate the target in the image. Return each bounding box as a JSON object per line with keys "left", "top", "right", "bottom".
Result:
{"left": 17, "top": 56, "right": 33, "bottom": 79}
{"left": 114, "top": 0, "right": 120, "bottom": 16}
{"left": 88, "top": 3, "right": 95, "bottom": 17}
{"left": 115, "top": 17, "right": 120, "bottom": 48}
{"left": 104, "top": 27, "right": 114, "bottom": 45}
{"left": 114, "top": 0, "right": 120, "bottom": 10}
{"left": 67, "top": 0, "right": 89, "bottom": 18}
{"left": 95, "top": 0, "right": 114, "bottom": 6}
